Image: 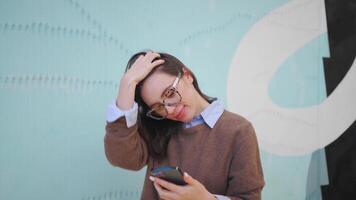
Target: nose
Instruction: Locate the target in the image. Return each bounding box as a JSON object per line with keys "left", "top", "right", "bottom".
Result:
{"left": 165, "top": 105, "right": 176, "bottom": 115}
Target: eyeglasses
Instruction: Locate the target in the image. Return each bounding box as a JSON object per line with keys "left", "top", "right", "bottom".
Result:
{"left": 146, "top": 72, "right": 182, "bottom": 120}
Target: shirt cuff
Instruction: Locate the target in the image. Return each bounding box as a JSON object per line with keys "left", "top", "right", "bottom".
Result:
{"left": 214, "top": 194, "right": 231, "bottom": 200}
{"left": 106, "top": 100, "right": 138, "bottom": 128}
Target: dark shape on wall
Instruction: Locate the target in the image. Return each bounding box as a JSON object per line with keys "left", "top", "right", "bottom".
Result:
{"left": 322, "top": 0, "right": 356, "bottom": 199}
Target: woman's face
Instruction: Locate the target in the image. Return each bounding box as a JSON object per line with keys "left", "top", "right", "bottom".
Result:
{"left": 140, "top": 71, "right": 198, "bottom": 122}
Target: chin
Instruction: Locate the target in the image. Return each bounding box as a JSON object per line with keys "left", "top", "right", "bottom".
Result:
{"left": 169, "top": 116, "right": 190, "bottom": 123}
{"left": 177, "top": 112, "right": 194, "bottom": 123}
{"left": 179, "top": 118, "right": 192, "bottom": 123}
{"left": 169, "top": 105, "right": 194, "bottom": 122}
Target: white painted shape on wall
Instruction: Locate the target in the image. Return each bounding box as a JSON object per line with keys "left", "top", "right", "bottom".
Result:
{"left": 227, "top": 0, "right": 356, "bottom": 155}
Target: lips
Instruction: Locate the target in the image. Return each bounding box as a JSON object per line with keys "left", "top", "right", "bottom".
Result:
{"left": 174, "top": 105, "right": 185, "bottom": 120}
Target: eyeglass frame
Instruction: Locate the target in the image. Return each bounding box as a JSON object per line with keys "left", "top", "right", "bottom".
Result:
{"left": 146, "top": 72, "right": 182, "bottom": 120}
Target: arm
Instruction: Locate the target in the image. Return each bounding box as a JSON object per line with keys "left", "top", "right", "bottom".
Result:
{"left": 225, "top": 122, "right": 265, "bottom": 200}
{"left": 104, "top": 51, "right": 164, "bottom": 170}
{"left": 104, "top": 116, "right": 149, "bottom": 171}
{"left": 104, "top": 75, "right": 147, "bottom": 170}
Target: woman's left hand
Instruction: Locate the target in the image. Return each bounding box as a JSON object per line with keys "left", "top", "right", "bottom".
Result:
{"left": 150, "top": 172, "right": 216, "bottom": 200}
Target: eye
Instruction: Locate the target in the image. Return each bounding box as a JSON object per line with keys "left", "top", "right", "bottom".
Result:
{"left": 151, "top": 103, "right": 163, "bottom": 109}
{"left": 149, "top": 103, "right": 166, "bottom": 116}
{"left": 163, "top": 88, "right": 175, "bottom": 98}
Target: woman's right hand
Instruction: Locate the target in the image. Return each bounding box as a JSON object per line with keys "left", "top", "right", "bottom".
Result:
{"left": 124, "top": 51, "right": 165, "bottom": 85}
{"left": 116, "top": 51, "right": 164, "bottom": 110}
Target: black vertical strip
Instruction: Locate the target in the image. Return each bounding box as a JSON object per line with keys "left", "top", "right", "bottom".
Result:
{"left": 322, "top": 0, "right": 356, "bottom": 199}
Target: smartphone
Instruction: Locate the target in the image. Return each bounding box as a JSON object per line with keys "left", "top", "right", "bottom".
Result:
{"left": 151, "top": 166, "right": 187, "bottom": 186}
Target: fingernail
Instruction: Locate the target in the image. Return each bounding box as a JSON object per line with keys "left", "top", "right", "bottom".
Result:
{"left": 184, "top": 172, "right": 189, "bottom": 177}
{"left": 149, "top": 176, "right": 155, "bottom": 181}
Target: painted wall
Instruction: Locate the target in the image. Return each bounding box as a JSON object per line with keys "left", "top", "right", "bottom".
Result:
{"left": 0, "top": 0, "right": 355, "bottom": 199}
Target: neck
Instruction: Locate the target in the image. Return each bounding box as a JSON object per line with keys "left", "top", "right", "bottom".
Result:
{"left": 194, "top": 93, "right": 210, "bottom": 117}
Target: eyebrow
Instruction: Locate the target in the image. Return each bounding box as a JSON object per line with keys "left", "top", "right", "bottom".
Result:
{"left": 147, "top": 84, "right": 172, "bottom": 108}
{"left": 160, "top": 84, "right": 174, "bottom": 98}
{"left": 148, "top": 74, "right": 181, "bottom": 107}
{"left": 160, "top": 74, "right": 180, "bottom": 98}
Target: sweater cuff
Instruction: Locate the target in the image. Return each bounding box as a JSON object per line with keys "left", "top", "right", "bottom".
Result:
{"left": 214, "top": 194, "right": 231, "bottom": 200}
{"left": 106, "top": 100, "right": 138, "bottom": 128}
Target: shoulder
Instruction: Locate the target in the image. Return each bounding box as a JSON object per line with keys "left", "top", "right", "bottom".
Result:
{"left": 213, "top": 110, "right": 256, "bottom": 141}
{"left": 216, "top": 110, "right": 253, "bottom": 130}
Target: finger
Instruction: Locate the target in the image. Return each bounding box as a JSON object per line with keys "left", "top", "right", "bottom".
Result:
{"left": 150, "top": 59, "right": 165, "bottom": 68}
{"left": 140, "top": 51, "right": 151, "bottom": 63}
{"left": 183, "top": 172, "right": 196, "bottom": 185}
{"left": 153, "top": 182, "right": 178, "bottom": 200}
{"left": 153, "top": 182, "right": 166, "bottom": 199}
{"left": 133, "top": 55, "right": 145, "bottom": 65}
{"left": 143, "top": 51, "right": 156, "bottom": 62}
{"left": 144, "top": 50, "right": 159, "bottom": 59}
{"left": 146, "top": 52, "right": 161, "bottom": 64}
{"left": 153, "top": 181, "right": 163, "bottom": 192}
{"left": 154, "top": 177, "right": 183, "bottom": 193}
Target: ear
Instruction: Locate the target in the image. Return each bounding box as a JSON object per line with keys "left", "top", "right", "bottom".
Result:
{"left": 183, "top": 68, "right": 194, "bottom": 83}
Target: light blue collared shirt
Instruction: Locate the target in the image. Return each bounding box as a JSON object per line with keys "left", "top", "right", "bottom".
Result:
{"left": 184, "top": 99, "right": 224, "bottom": 129}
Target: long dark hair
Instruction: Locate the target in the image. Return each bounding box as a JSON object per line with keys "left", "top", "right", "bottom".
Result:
{"left": 125, "top": 51, "right": 214, "bottom": 160}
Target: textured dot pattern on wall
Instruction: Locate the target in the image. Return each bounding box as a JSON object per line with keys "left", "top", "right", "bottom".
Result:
{"left": 0, "top": 22, "right": 132, "bottom": 55}
{"left": 0, "top": 74, "right": 117, "bottom": 93}
{"left": 0, "top": 0, "right": 339, "bottom": 200}
{"left": 80, "top": 189, "right": 141, "bottom": 200}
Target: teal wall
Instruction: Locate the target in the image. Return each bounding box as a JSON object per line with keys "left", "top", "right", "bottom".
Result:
{"left": 0, "top": 0, "right": 331, "bottom": 199}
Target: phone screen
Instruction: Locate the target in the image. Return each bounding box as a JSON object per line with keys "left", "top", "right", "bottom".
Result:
{"left": 151, "top": 166, "right": 187, "bottom": 185}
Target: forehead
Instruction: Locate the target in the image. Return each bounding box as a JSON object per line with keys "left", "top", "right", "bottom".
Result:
{"left": 140, "top": 72, "right": 177, "bottom": 106}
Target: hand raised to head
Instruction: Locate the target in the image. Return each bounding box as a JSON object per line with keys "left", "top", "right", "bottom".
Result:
{"left": 124, "top": 51, "right": 165, "bottom": 85}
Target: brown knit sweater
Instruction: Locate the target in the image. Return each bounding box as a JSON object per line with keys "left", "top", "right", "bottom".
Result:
{"left": 104, "top": 110, "right": 265, "bottom": 200}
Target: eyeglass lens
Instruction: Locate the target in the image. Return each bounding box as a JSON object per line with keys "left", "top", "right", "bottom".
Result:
{"left": 150, "top": 91, "right": 181, "bottom": 118}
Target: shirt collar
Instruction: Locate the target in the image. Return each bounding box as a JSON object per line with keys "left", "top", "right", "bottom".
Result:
{"left": 186, "top": 99, "right": 224, "bottom": 129}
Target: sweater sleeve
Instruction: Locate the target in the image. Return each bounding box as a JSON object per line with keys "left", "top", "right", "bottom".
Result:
{"left": 225, "top": 122, "right": 265, "bottom": 200}
{"left": 104, "top": 116, "right": 149, "bottom": 171}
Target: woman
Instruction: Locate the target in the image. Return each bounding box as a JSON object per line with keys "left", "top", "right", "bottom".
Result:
{"left": 104, "top": 51, "right": 265, "bottom": 200}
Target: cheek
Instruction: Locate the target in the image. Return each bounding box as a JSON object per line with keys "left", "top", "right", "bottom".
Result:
{"left": 180, "top": 86, "right": 195, "bottom": 105}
